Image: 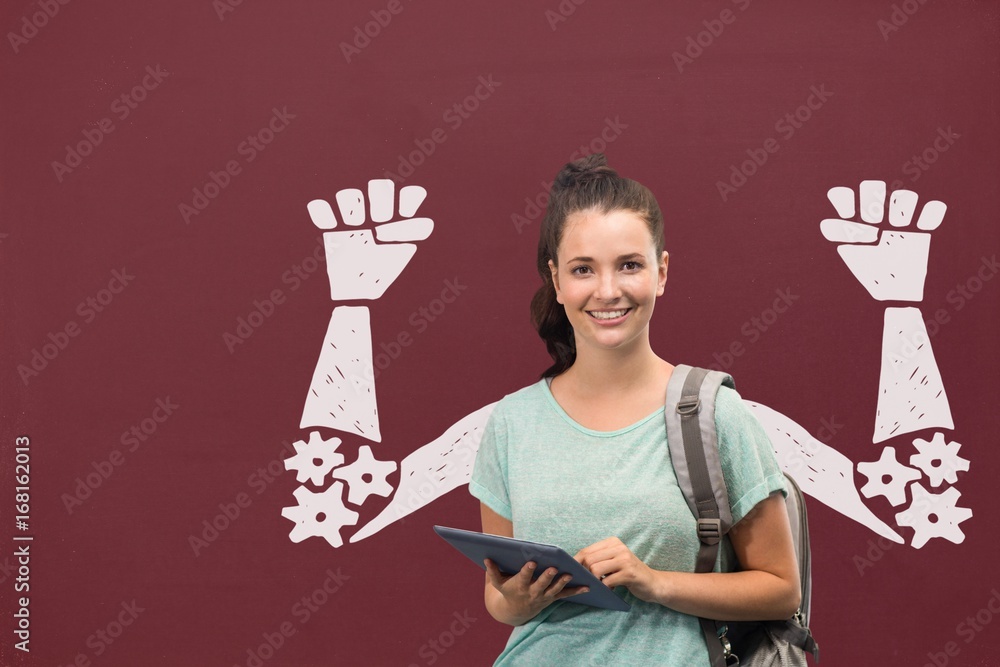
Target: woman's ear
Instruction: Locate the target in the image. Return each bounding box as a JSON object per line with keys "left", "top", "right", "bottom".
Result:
{"left": 656, "top": 251, "right": 669, "bottom": 296}
{"left": 548, "top": 259, "right": 563, "bottom": 304}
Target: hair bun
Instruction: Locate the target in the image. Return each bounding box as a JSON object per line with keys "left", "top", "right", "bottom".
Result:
{"left": 554, "top": 153, "right": 618, "bottom": 190}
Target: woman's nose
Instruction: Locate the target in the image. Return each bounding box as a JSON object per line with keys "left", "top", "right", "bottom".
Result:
{"left": 596, "top": 273, "right": 622, "bottom": 300}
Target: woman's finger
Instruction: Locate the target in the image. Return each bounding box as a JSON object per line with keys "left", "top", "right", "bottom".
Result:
{"left": 575, "top": 536, "right": 625, "bottom": 561}
{"left": 587, "top": 561, "right": 611, "bottom": 581}
{"left": 529, "top": 567, "right": 559, "bottom": 596}
{"left": 516, "top": 561, "right": 537, "bottom": 588}
{"left": 555, "top": 585, "right": 591, "bottom": 599}
{"left": 484, "top": 559, "right": 506, "bottom": 589}
{"left": 546, "top": 573, "right": 574, "bottom": 596}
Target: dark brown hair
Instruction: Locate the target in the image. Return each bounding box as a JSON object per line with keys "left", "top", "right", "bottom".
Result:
{"left": 530, "top": 153, "right": 664, "bottom": 378}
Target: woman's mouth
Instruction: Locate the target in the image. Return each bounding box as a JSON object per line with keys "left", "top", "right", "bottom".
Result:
{"left": 586, "top": 308, "right": 631, "bottom": 324}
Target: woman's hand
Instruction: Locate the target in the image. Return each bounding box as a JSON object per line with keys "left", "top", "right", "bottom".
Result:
{"left": 574, "top": 497, "right": 800, "bottom": 620}
{"left": 484, "top": 558, "right": 589, "bottom": 626}
{"left": 575, "top": 537, "right": 660, "bottom": 603}
{"left": 579, "top": 496, "right": 799, "bottom": 620}
{"left": 479, "top": 503, "right": 591, "bottom": 626}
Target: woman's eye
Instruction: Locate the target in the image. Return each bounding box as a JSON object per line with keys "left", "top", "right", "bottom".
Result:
{"left": 622, "top": 261, "right": 643, "bottom": 271}
{"left": 570, "top": 266, "right": 591, "bottom": 275}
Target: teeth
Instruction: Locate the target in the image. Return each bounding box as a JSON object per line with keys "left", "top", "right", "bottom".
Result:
{"left": 589, "top": 309, "right": 628, "bottom": 320}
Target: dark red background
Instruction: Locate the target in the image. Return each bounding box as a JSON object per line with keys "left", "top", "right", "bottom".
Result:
{"left": 2, "top": 1, "right": 999, "bottom": 665}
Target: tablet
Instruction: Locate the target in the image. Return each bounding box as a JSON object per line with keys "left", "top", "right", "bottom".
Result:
{"left": 433, "top": 525, "right": 630, "bottom": 612}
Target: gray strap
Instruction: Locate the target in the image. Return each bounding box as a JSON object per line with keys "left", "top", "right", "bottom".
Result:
{"left": 665, "top": 365, "right": 697, "bottom": 515}
{"left": 664, "top": 365, "right": 737, "bottom": 667}
{"left": 664, "top": 365, "right": 735, "bottom": 545}
{"left": 699, "top": 618, "right": 728, "bottom": 667}
{"left": 680, "top": 368, "right": 724, "bottom": 574}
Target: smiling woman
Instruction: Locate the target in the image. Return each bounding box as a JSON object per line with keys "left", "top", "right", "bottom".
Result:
{"left": 468, "top": 154, "right": 801, "bottom": 666}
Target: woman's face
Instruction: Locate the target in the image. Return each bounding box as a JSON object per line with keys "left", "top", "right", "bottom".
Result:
{"left": 548, "top": 208, "right": 668, "bottom": 357}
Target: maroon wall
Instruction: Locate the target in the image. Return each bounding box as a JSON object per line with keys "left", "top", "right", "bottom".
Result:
{"left": 2, "top": 1, "right": 999, "bottom": 665}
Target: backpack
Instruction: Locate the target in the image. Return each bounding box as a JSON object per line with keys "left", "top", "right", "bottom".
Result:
{"left": 664, "top": 365, "right": 820, "bottom": 666}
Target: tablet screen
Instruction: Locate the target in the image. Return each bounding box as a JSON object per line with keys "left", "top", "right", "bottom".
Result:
{"left": 433, "top": 525, "right": 630, "bottom": 611}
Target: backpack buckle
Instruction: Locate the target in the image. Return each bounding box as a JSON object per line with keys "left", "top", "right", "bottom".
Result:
{"left": 676, "top": 394, "right": 701, "bottom": 415}
{"left": 718, "top": 625, "right": 740, "bottom": 666}
{"left": 697, "top": 518, "right": 722, "bottom": 545}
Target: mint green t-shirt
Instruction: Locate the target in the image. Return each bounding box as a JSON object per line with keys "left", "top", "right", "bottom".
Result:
{"left": 469, "top": 379, "right": 787, "bottom": 666}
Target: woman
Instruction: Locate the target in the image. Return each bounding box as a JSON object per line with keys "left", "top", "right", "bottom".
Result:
{"left": 469, "top": 154, "right": 801, "bottom": 664}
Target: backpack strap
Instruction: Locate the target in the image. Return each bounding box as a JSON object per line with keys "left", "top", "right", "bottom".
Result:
{"left": 665, "top": 365, "right": 736, "bottom": 555}
{"left": 666, "top": 365, "right": 820, "bottom": 665}
{"left": 664, "top": 365, "right": 736, "bottom": 667}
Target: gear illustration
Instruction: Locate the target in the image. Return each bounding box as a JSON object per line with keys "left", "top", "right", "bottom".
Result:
{"left": 910, "top": 432, "right": 970, "bottom": 487}
{"left": 284, "top": 431, "right": 345, "bottom": 486}
{"left": 857, "top": 446, "right": 922, "bottom": 506}
{"left": 895, "top": 483, "right": 972, "bottom": 549}
{"left": 281, "top": 483, "right": 359, "bottom": 548}
{"left": 331, "top": 445, "right": 397, "bottom": 506}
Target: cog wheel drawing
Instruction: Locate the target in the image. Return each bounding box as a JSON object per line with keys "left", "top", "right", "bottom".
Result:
{"left": 857, "top": 446, "right": 922, "bottom": 506}
{"left": 284, "top": 431, "right": 345, "bottom": 486}
{"left": 910, "top": 432, "right": 970, "bottom": 488}
{"left": 895, "top": 483, "right": 972, "bottom": 549}
{"left": 281, "top": 483, "right": 359, "bottom": 548}
{"left": 331, "top": 445, "right": 397, "bottom": 506}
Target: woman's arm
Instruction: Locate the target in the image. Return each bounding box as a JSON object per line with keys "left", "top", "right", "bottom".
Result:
{"left": 479, "top": 503, "right": 590, "bottom": 626}
{"left": 575, "top": 493, "right": 801, "bottom": 621}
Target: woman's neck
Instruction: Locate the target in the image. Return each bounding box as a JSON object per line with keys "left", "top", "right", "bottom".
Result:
{"left": 558, "top": 341, "right": 669, "bottom": 397}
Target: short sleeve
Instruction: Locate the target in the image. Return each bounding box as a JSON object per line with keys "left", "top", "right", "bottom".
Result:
{"left": 715, "top": 386, "right": 788, "bottom": 525}
{"left": 469, "top": 403, "right": 513, "bottom": 520}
